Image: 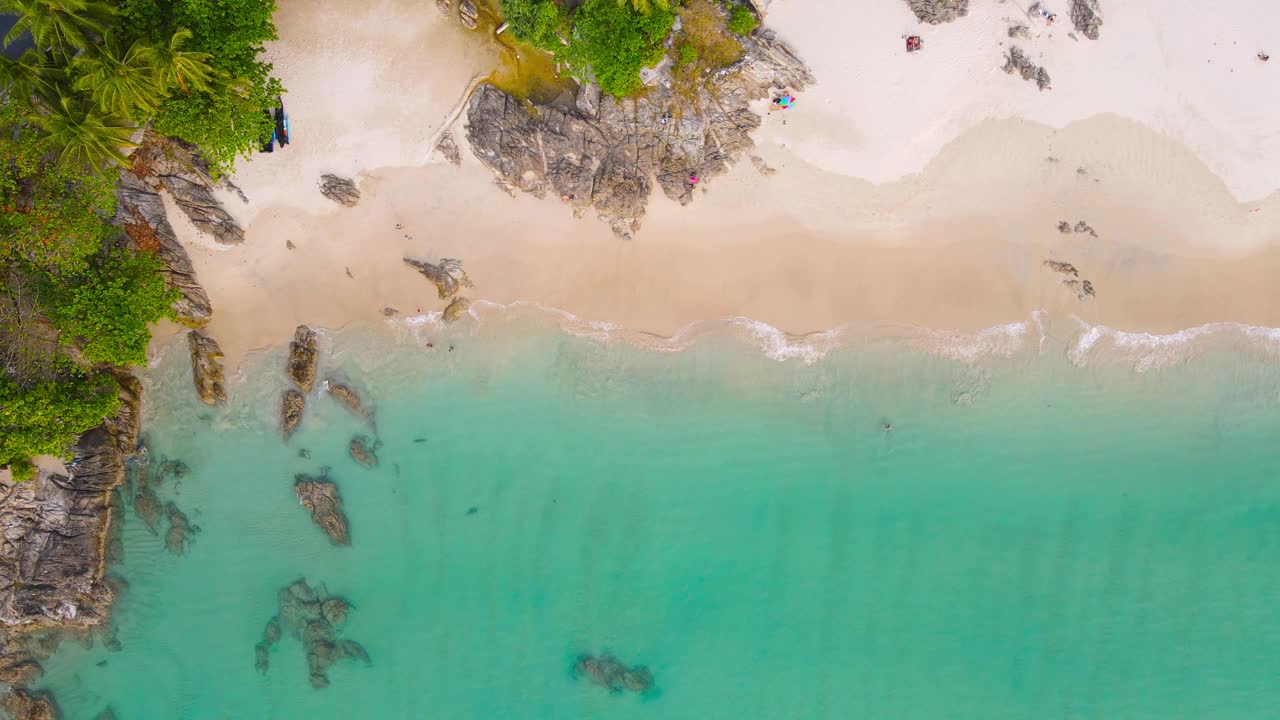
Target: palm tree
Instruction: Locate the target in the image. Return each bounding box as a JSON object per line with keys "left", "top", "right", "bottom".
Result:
{"left": 29, "top": 94, "right": 135, "bottom": 173}
{"left": 137, "top": 28, "right": 215, "bottom": 96}
{"left": 0, "top": 49, "right": 58, "bottom": 103}
{"left": 1, "top": 0, "right": 116, "bottom": 58}
{"left": 617, "top": 0, "right": 669, "bottom": 14}
{"left": 71, "top": 34, "right": 161, "bottom": 119}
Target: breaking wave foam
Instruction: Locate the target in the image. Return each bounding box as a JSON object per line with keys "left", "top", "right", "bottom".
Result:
{"left": 1068, "top": 319, "right": 1280, "bottom": 372}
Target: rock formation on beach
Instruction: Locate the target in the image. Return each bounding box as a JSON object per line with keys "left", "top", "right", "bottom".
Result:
{"left": 572, "top": 652, "right": 656, "bottom": 695}
{"left": 459, "top": 0, "right": 479, "bottom": 30}
{"left": 319, "top": 175, "right": 361, "bottom": 207}
{"left": 435, "top": 132, "right": 462, "bottom": 166}
{"left": 282, "top": 389, "right": 306, "bottom": 438}
{"left": 349, "top": 435, "right": 379, "bottom": 468}
{"left": 904, "top": 0, "right": 968, "bottom": 24}
{"left": 187, "top": 331, "right": 228, "bottom": 405}
{"left": 1043, "top": 259, "right": 1079, "bottom": 276}
{"left": 1070, "top": 0, "right": 1103, "bottom": 40}
{"left": 127, "top": 131, "right": 245, "bottom": 245}
{"left": 286, "top": 326, "right": 319, "bottom": 392}
{"left": 0, "top": 689, "right": 59, "bottom": 720}
{"left": 464, "top": 28, "right": 813, "bottom": 238}
{"left": 1044, "top": 259, "right": 1097, "bottom": 299}
{"left": 403, "top": 257, "right": 473, "bottom": 299}
{"left": 256, "top": 579, "right": 370, "bottom": 688}
{"left": 1003, "top": 46, "right": 1051, "bottom": 90}
{"left": 442, "top": 296, "right": 470, "bottom": 323}
{"left": 295, "top": 475, "right": 351, "bottom": 546}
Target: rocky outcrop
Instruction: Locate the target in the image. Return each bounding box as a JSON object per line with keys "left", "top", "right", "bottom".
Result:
{"left": 349, "top": 436, "right": 379, "bottom": 468}
{"left": 0, "top": 689, "right": 59, "bottom": 720}
{"left": 572, "top": 653, "right": 655, "bottom": 695}
{"left": 0, "top": 375, "right": 140, "bottom": 694}
{"left": 319, "top": 175, "right": 360, "bottom": 207}
{"left": 459, "top": 0, "right": 478, "bottom": 29}
{"left": 1043, "top": 259, "right": 1078, "bottom": 276}
{"left": 128, "top": 131, "right": 245, "bottom": 245}
{"left": 286, "top": 326, "right": 319, "bottom": 392}
{"left": 904, "top": 0, "right": 968, "bottom": 24}
{"left": 403, "top": 257, "right": 472, "bottom": 299}
{"left": 1044, "top": 259, "right": 1096, "bottom": 299}
{"left": 116, "top": 169, "right": 212, "bottom": 327}
{"left": 163, "top": 502, "right": 197, "bottom": 555}
{"left": 282, "top": 390, "right": 305, "bottom": 438}
{"left": 187, "top": 331, "right": 227, "bottom": 405}
{"left": 1070, "top": 0, "right": 1102, "bottom": 40}
{"left": 465, "top": 29, "right": 813, "bottom": 238}
{"left": 435, "top": 132, "right": 461, "bottom": 166}
{"left": 294, "top": 476, "right": 350, "bottom": 546}
{"left": 256, "top": 579, "right": 370, "bottom": 688}
{"left": 325, "top": 381, "right": 368, "bottom": 419}
{"left": 1002, "top": 46, "right": 1051, "bottom": 90}
{"left": 442, "top": 296, "right": 470, "bottom": 323}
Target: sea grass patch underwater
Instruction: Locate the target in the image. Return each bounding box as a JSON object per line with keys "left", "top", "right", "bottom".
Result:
{"left": 33, "top": 320, "right": 1280, "bottom": 719}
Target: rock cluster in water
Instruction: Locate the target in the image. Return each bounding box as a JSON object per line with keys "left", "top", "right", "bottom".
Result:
{"left": 0, "top": 689, "right": 59, "bottom": 720}
{"left": 187, "top": 330, "right": 228, "bottom": 405}
{"left": 464, "top": 28, "right": 813, "bottom": 238}
{"left": 282, "top": 325, "right": 319, "bottom": 437}
{"left": 319, "top": 174, "right": 361, "bottom": 207}
{"left": 256, "top": 580, "right": 370, "bottom": 688}
{"left": 164, "top": 502, "right": 198, "bottom": 555}
{"left": 325, "top": 380, "right": 369, "bottom": 420}
{"left": 572, "top": 652, "right": 656, "bottom": 695}
{"left": 349, "top": 435, "right": 380, "bottom": 468}
{"left": 282, "top": 390, "right": 306, "bottom": 438}
{"left": 295, "top": 474, "right": 351, "bottom": 546}
{"left": 442, "top": 296, "right": 470, "bottom": 323}
{"left": 903, "top": 0, "right": 968, "bottom": 24}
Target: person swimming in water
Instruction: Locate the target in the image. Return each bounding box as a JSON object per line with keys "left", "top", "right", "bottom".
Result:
{"left": 883, "top": 423, "right": 893, "bottom": 431}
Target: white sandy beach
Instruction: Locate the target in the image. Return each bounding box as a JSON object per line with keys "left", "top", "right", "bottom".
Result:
{"left": 157, "top": 0, "right": 1280, "bottom": 365}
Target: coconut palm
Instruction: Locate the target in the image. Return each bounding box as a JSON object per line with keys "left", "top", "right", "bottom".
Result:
{"left": 29, "top": 94, "right": 135, "bottom": 172}
{"left": 137, "top": 28, "right": 215, "bottom": 96}
{"left": 71, "top": 34, "right": 161, "bottom": 119}
{"left": 1, "top": 0, "right": 116, "bottom": 58}
{"left": 0, "top": 49, "right": 58, "bottom": 103}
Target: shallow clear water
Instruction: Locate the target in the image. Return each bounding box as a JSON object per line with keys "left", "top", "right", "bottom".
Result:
{"left": 37, "top": 315, "right": 1280, "bottom": 719}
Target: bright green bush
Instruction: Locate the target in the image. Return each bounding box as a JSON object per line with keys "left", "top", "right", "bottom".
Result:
{"left": 676, "top": 42, "right": 698, "bottom": 67}
{"left": 0, "top": 372, "right": 120, "bottom": 481}
{"left": 39, "top": 248, "right": 179, "bottom": 367}
{"left": 567, "top": 0, "right": 674, "bottom": 97}
{"left": 726, "top": 4, "right": 758, "bottom": 35}
{"left": 0, "top": 100, "right": 118, "bottom": 274}
{"left": 500, "top": 0, "right": 570, "bottom": 53}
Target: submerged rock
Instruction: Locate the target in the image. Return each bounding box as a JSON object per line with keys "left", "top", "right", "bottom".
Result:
{"left": 282, "top": 390, "right": 306, "bottom": 438}
{"left": 258, "top": 579, "right": 369, "bottom": 688}
{"left": 0, "top": 689, "right": 59, "bottom": 720}
{"left": 435, "top": 131, "right": 462, "bottom": 166}
{"left": 295, "top": 476, "right": 351, "bottom": 546}
{"left": 133, "top": 483, "right": 162, "bottom": 533}
{"left": 349, "top": 436, "right": 379, "bottom": 468}
{"left": 403, "top": 257, "right": 473, "bottom": 299}
{"left": 163, "top": 502, "right": 197, "bottom": 555}
{"left": 325, "top": 381, "right": 368, "bottom": 419}
{"left": 286, "top": 325, "right": 319, "bottom": 392}
{"left": 187, "top": 331, "right": 227, "bottom": 405}
{"left": 1003, "top": 46, "right": 1051, "bottom": 90}
{"left": 93, "top": 708, "right": 118, "bottom": 720}
{"left": 572, "top": 652, "right": 656, "bottom": 695}
{"left": 464, "top": 29, "right": 814, "bottom": 238}
{"left": 1070, "top": 0, "right": 1102, "bottom": 40}
{"left": 903, "top": 0, "right": 968, "bottom": 24}
{"left": 319, "top": 174, "right": 360, "bottom": 207}
{"left": 442, "top": 296, "right": 470, "bottom": 323}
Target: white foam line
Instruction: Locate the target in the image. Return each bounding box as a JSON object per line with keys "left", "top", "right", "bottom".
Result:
{"left": 1068, "top": 318, "right": 1280, "bottom": 371}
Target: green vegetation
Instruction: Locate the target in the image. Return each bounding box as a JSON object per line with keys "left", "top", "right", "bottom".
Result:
{"left": 565, "top": 0, "right": 674, "bottom": 97}
{"left": 0, "top": 0, "right": 280, "bottom": 478}
{"left": 676, "top": 42, "right": 698, "bottom": 68}
{"left": 500, "top": 0, "right": 570, "bottom": 53}
{"left": 39, "top": 248, "right": 178, "bottom": 366}
{"left": 0, "top": 371, "right": 120, "bottom": 481}
{"left": 671, "top": 0, "right": 744, "bottom": 102}
{"left": 726, "top": 3, "right": 758, "bottom": 35}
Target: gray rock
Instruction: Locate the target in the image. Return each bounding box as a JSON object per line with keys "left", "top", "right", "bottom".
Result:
{"left": 1074, "top": 220, "right": 1097, "bottom": 236}
{"left": 319, "top": 174, "right": 360, "bottom": 207}
{"left": 349, "top": 435, "right": 379, "bottom": 468}
{"left": 295, "top": 476, "right": 351, "bottom": 546}
{"left": 575, "top": 82, "right": 601, "bottom": 119}
{"left": 325, "top": 381, "right": 368, "bottom": 419}
{"left": 436, "top": 0, "right": 451, "bottom": 15}
{"left": 1008, "top": 24, "right": 1030, "bottom": 38}
{"left": 1070, "top": 0, "right": 1102, "bottom": 40}
{"left": 403, "top": 257, "right": 473, "bottom": 299}
{"left": 435, "top": 132, "right": 461, "bottom": 166}
{"left": 442, "top": 296, "right": 470, "bottom": 323}
{"left": 1002, "top": 46, "right": 1051, "bottom": 90}
{"left": 163, "top": 502, "right": 197, "bottom": 555}
{"left": 1043, "top": 259, "right": 1079, "bottom": 276}
{"left": 115, "top": 170, "right": 213, "bottom": 327}
{"left": 1057, "top": 221, "right": 1072, "bottom": 233}
{"left": 459, "top": 0, "right": 478, "bottom": 29}
{"left": 903, "top": 0, "right": 968, "bottom": 24}
{"left": 0, "top": 689, "right": 59, "bottom": 720}
{"left": 260, "top": 579, "right": 368, "bottom": 688}
{"left": 464, "top": 29, "right": 813, "bottom": 238}
{"left": 282, "top": 390, "right": 305, "bottom": 438}
{"left": 286, "top": 325, "right": 319, "bottom": 392}
{"left": 749, "top": 155, "right": 776, "bottom": 176}
{"left": 187, "top": 331, "right": 227, "bottom": 405}
{"left": 128, "top": 131, "right": 245, "bottom": 245}
{"left": 133, "top": 482, "right": 162, "bottom": 533}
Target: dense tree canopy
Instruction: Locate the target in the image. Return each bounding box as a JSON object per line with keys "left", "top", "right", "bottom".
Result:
{"left": 0, "top": 371, "right": 120, "bottom": 481}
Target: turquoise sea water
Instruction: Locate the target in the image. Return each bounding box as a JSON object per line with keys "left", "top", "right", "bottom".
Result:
{"left": 34, "top": 313, "right": 1280, "bottom": 719}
